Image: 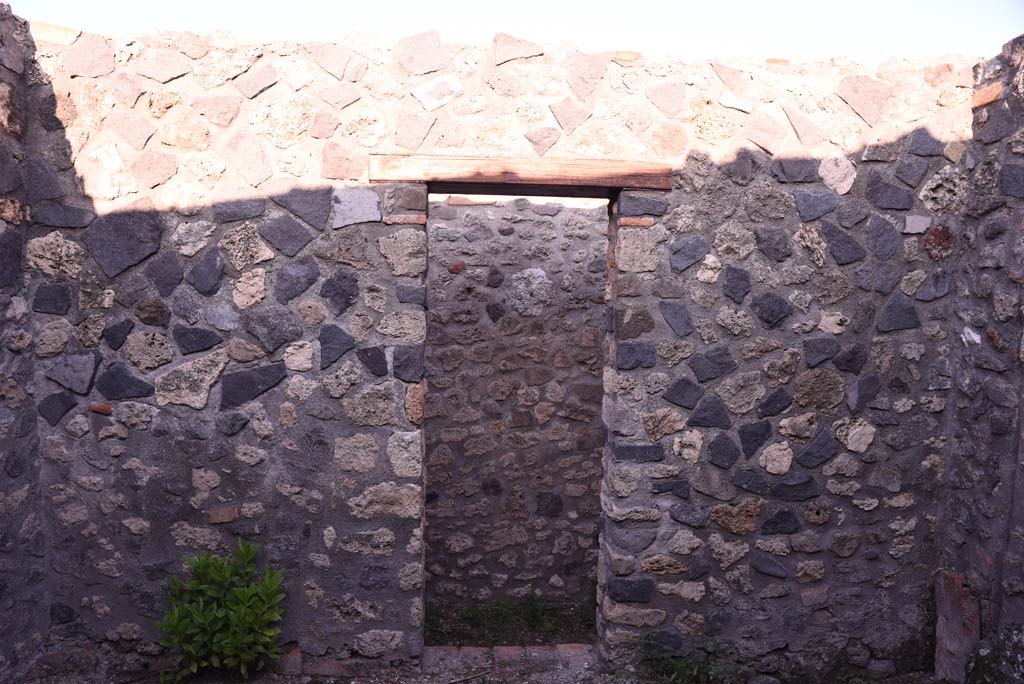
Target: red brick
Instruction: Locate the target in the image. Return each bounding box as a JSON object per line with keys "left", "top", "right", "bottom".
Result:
{"left": 617, "top": 216, "right": 655, "bottom": 227}
{"left": 207, "top": 505, "right": 238, "bottom": 524}
{"left": 89, "top": 402, "right": 112, "bottom": 415}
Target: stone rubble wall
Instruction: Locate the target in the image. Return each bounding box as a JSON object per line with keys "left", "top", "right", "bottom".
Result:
{"left": 0, "top": 5, "right": 48, "bottom": 680}
{"left": 423, "top": 195, "right": 607, "bottom": 605}
{"left": 0, "top": 9, "right": 1022, "bottom": 682}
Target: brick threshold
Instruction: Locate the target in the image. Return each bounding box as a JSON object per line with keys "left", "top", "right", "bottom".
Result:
{"left": 422, "top": 644, "right": 596, "bottom": 675}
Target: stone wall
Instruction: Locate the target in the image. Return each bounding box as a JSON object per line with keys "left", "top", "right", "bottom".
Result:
{"left": 1, "top": 8, "right": 1024, "bottom": 683}
{"left": 0, "top": 5, "right": 47, "bottom": 679}
{"left": 423, "top": 195, "right": 607, "bottom": 606}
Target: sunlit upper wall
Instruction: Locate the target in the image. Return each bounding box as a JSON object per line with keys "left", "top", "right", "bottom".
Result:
{"left": 15, "top": 0, "right": 1019, "bottom": 62}
{"left": 22, "top": 14, "right": 980, "bottom": 219}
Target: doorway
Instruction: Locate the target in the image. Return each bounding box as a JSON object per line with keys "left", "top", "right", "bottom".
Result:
{"left": 421, "top": 192, "right": 609, "bottom": 646}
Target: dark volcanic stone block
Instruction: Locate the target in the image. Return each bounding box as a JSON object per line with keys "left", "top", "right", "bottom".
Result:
{"left": 320, "top": 268, "right": 359, "bottom": 314}
{"left": 739, "top": 420, "right": 772, "bottom": 457}
{"left": 320, "top": 325, "right": 356, "bottom": 369}
{"left": 865, "top": 213, "right": 900, "bottom": 259}
{"left": 242, "top": 305, "right": 304, "bottom": 352}
{"left": 0, "top": 227, "right": 22, "bottom": 288}
{"left": 607, "top": 578, "right": 653, "bottom": 603}
{"left": 895, "top": 155, "right": 929, "bottom": 187}
{"left": 820, "top": 221, "right": 866, "bottom": 265}
{"left": 771, "top": 158, "right": 819, "bottom": 183}
{"left": 708, "top": 433, "right": 741, "bottom": 469}
{"left": 275, "top": 256, "right": 320, "bottom": 303}
{"left": 688, "top": 346, "right": 737, "bottom": 383}
{"left": 38, "top": 391, "right": 77, "bottom": 426}
{"left": 357, "top": 346, "right": 388, "bottom": 376}
{"left": 734, "top": 469, "right": 769, "bottom": 495}
{"left": 796, "top": 429, "right": 840, "bottom": 468}
{"left": 670, "top": 236, "right": 710, "bottom": 273}
{"left": 144, "top": 253, "right": 184, "bottom": 296}
{"left": 754, "top": 225, "right": 792, "bottom": 262}
{"left": 45, "top": 352, "right": 100, "bottom": 395}
{"left": 750, "top": 292, "right": 793, "bottom": 328}
{"left": 221, "top": 362, "right": 287, "bottom": 409}
{"left": 907, "top": 128, "right": 944, "bottom": 156}
{"left": 536, "top": 492, "right": 563, "bottom": 517}
{"left": 803, "top": 336, "right": 841, "bottom": 367}
{"left": 751, "top": 555, "right": 789, "bottom": 579}
{"left": 723, "top": 265, "right": 751, "bottom": 304}
{"left": 866, "top": 173, "right": 913, "bottom": 210}
{"left": 83, "top": 207, "right": 162, "bottom": 277}
{"left": 619, "top": 192, "right": 668, "bottom": 216}
{"left": 659, "top": 300, "right": 694, "bottom": 338}
{"left": 397, "top": 284, "right": 426, "bottom": 304}
{"left": 272, "top": 186, "right": 333, "bottom": 230}
{"left": 213, "top": 196, "right": 266, "bottom": 222}
{"left": 846, "top": 371, "right": 882, "bottom": 413}
{"left": 688, "top": 394, "right": 732, "bottom": 429}
{"left": 669, "top": 501, "right": 709, "bottom": 527}
{"left": 876, "top": 292, "right": 921, "bottom": 332}
{"left": 216, "top": 410, "right": 250, "bottom": 435}
{"left": 617, "top": 342, "right": 656, "bottom": 370}
{"left": 999, "top": 164, "right": 1024, "bottom": 198}
{"left": 173, "top": 325, "right": 223, "bottom": 355}
{"left": 186, "top": 248, "right": 225, "bottom": 295}
{"left": 794, "top": 191, "right": 838, "bottom": 221}
{"left": 757, "top": 388, "right": 792, "bottom": 418}
{"left": 832, "top": 344, "right": 868, "bottom": 374}
{"left": 95, "top": 363, "right": 155, "bottom": 400}
{"left": 664, "top": 378, "right": 704, "bottom": 409}
{"left": 771, "top": 472, "right": 822, "bottom": 501}
{"left": 33, "top": 282, "right": 71, "bottom": 314}
{"left": 916, "top": 270, "right": 952, "bottom": 302}
{"left": 102, "top": 319, "right": 135, "bottom": 350}
{"left": 393, "top": 345, "right": 425, "bottom": 382}
{"left": 613, "top": 443, "right": 664, "bottom": 463}
{"left": 260, "top": 214, "right": 313, "bottom": 256}
{"left": 652, "top": 479, "right": 691, "bottom": 498}
{"left": 762, "top": 509, "right": 801, "bottom": 535}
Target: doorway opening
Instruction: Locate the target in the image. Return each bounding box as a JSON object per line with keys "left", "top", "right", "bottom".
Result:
{"left": 421, "top": 192, "right": 609, "bottom": 647}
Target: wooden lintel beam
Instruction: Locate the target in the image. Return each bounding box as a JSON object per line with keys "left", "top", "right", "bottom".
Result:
{"left": 368, "top": 154, "right": 673, "bottom": 191}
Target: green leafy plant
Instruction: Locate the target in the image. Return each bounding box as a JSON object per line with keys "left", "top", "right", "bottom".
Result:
{"left": 159, "top": 539, "right": 285, "bottom": 682}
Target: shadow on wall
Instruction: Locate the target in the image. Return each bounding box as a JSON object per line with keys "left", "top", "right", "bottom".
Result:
{"left": 2, "top": 8, "right": 1024, "bottom": 683}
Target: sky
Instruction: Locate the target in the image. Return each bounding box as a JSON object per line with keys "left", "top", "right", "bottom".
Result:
{"left": 14, "top": 0, "right": 1024, "bottom": 60}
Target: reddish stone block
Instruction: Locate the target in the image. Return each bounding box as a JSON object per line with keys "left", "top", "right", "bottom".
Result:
{"left": 304, "top": 657, "right": 358, "bottom": 676}
{"left": 207, "top": 504, "right": 238, "bottom": 524}
{"left": 618, "top": 216, "right": 655, "bottom": 227}
{"left": 89, "top": 402, "right": 112, "bottom": 415}
{"left": 557, "top": 643, "right": 595, "bottom": 668}
{"left": 493, "top": 645, "right": 526, "bottom": 669}
{"left": 457, "top": 646, "right": 493, "bottom": 671}
{"left": 448, "top": 260, "right": 466, "bottom": 274}
{"left": 524, "top": 645, "right": 560, "bottom": 668}
{"left": 279, "top": 647, "right": 302, "bottom": 675}
{"left": 422, "top": 645, "right": 460, "bottom": 674}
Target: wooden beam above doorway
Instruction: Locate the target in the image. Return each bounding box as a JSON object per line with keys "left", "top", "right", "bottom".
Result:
{"left": 368, "top": 154, "right": 673, "bottom": 191}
